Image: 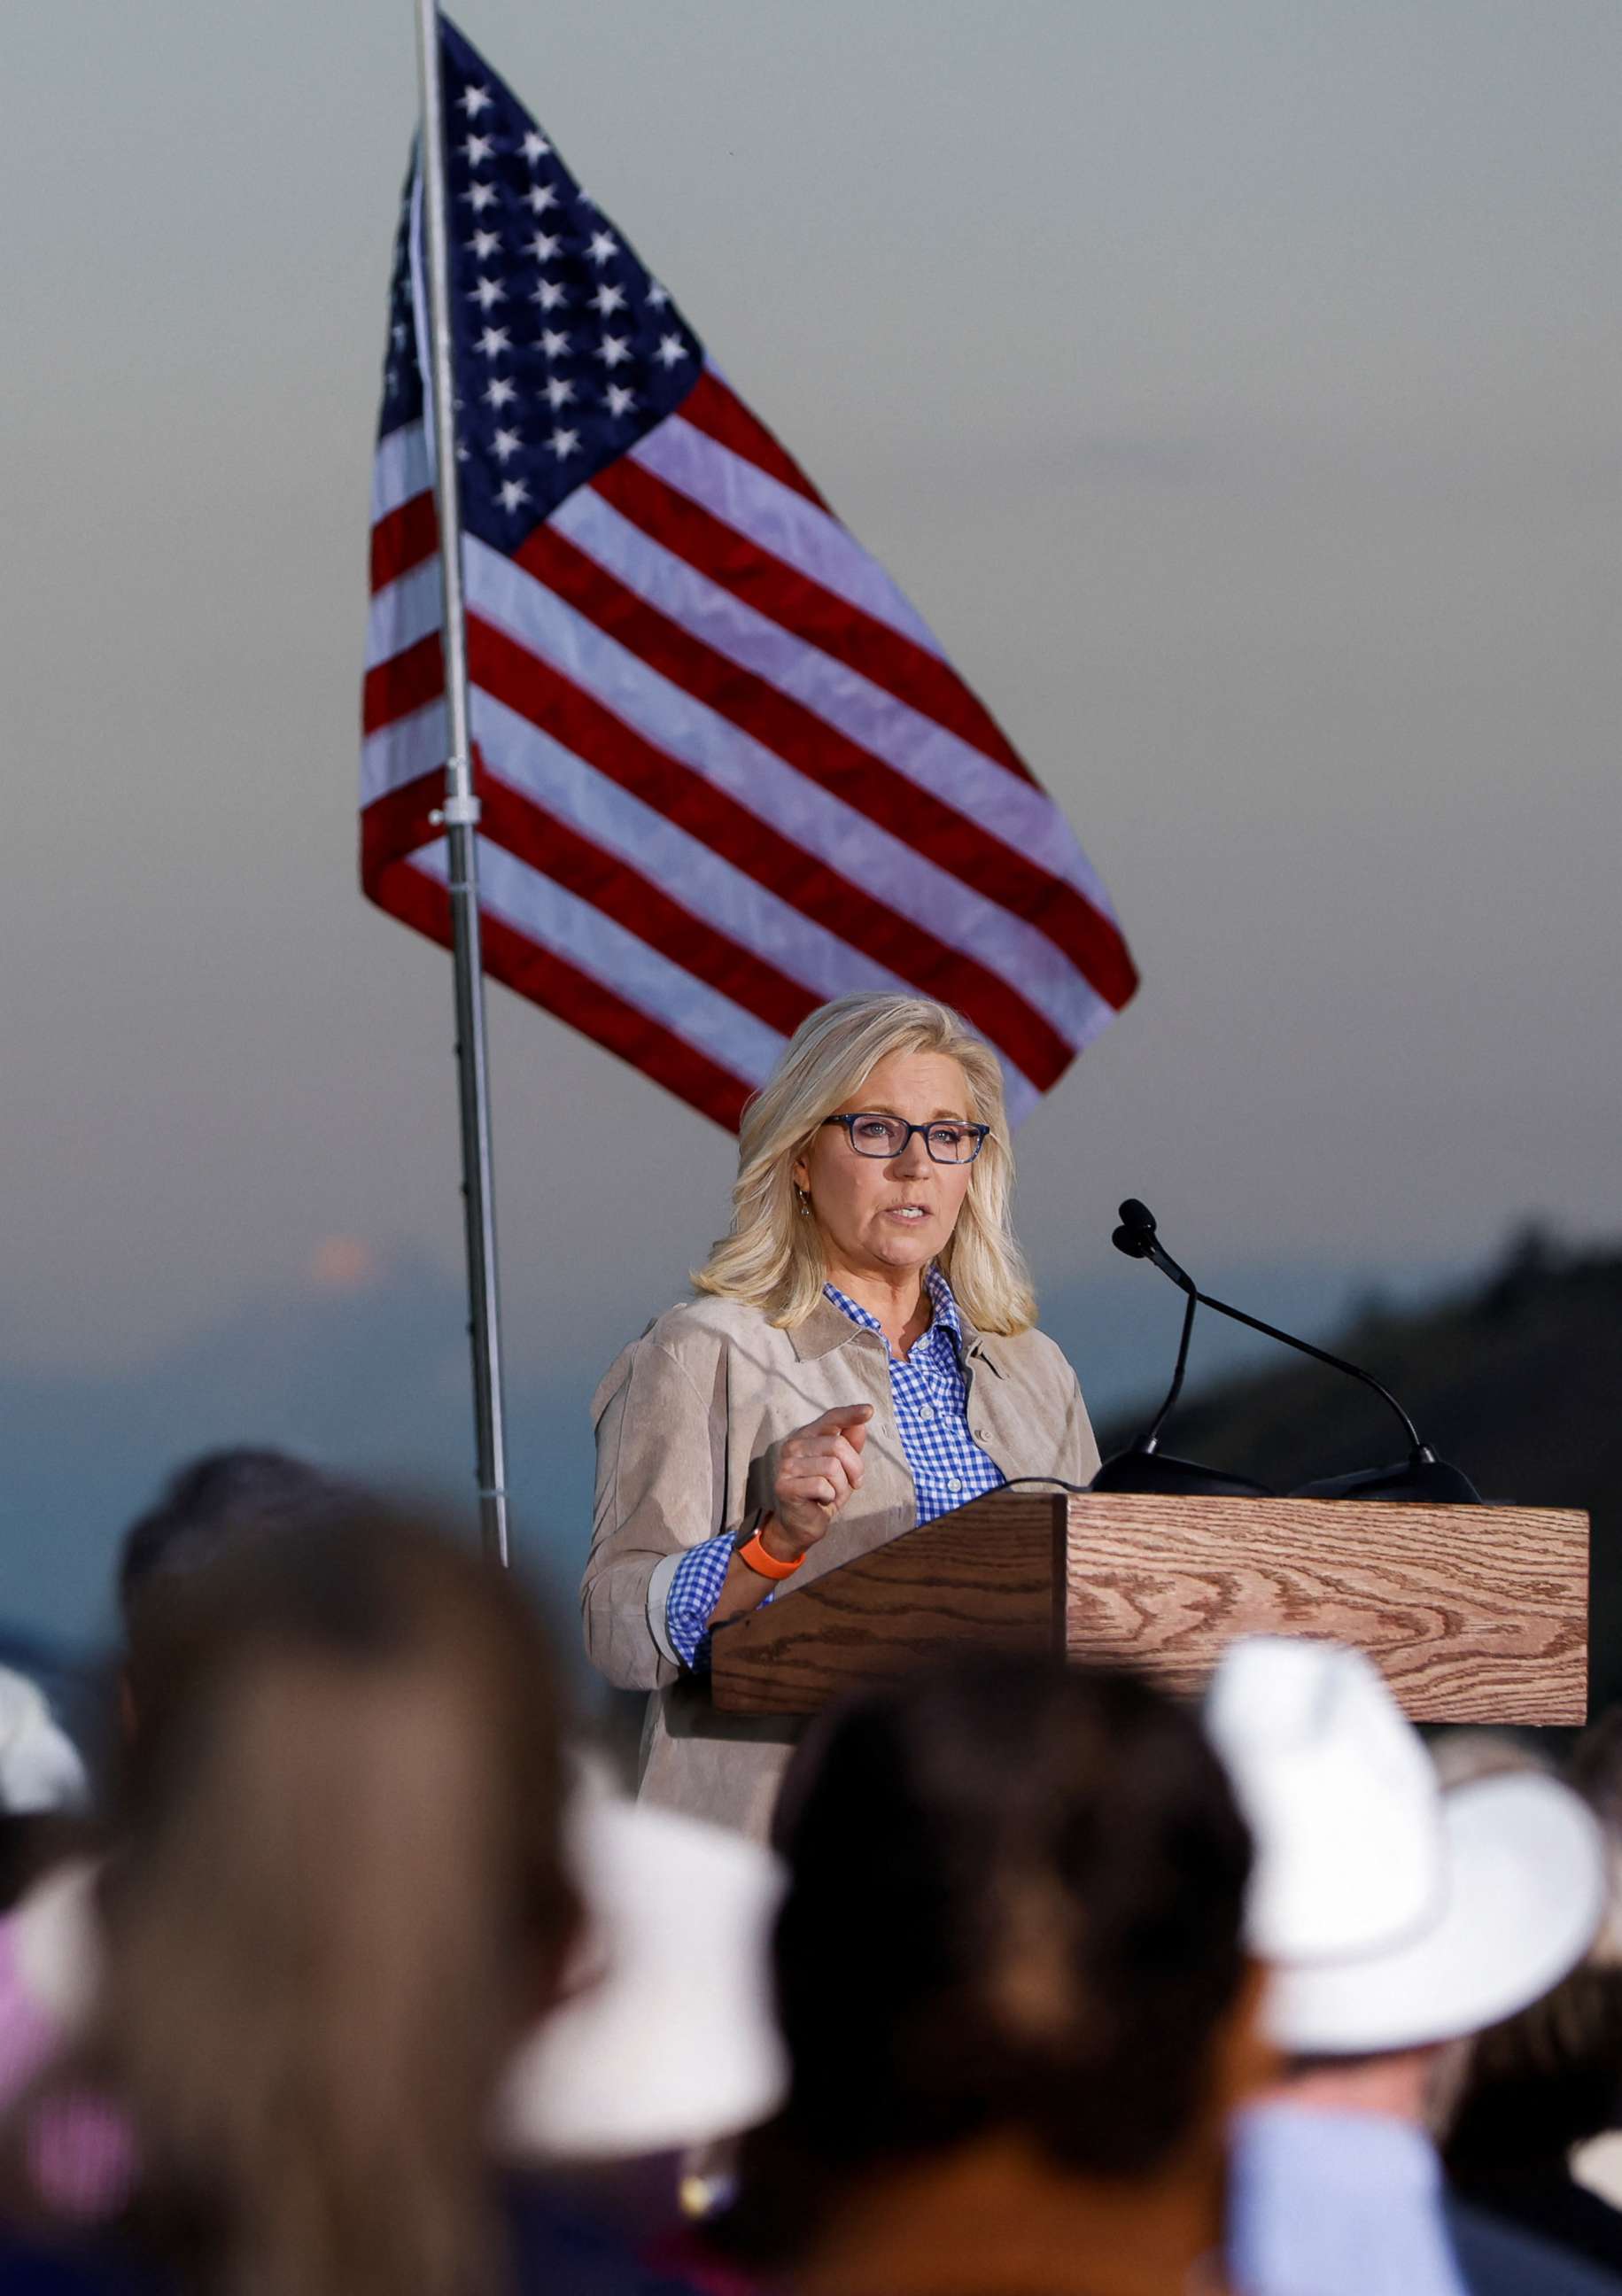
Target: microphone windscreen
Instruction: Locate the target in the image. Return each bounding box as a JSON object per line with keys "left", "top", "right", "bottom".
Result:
{"left": 1111, "top": 1224, "right": 1152, "bottom": 1260}
{"left": 1118, "top": 1198, "right": 1157, "bottom": 1235}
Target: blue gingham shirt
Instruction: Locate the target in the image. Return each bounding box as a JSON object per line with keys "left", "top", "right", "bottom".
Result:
{"left": 664, "top": 1264, "right": 1005, "bottom": 1668}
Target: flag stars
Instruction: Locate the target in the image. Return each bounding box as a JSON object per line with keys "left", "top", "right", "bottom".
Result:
{"left": 383, "top": 79, "right": 706, "bottom": 522}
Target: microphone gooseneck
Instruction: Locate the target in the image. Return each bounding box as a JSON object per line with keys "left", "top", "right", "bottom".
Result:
{"left": 1093, "top": 1198, "right": 1481, "bottom": 1504}
{"left": 1137, "top": 1284, "right": 1199, "bottom": 1454}
{"left": 1111, "top": 1198, "right": 1423, "bottom": 1452}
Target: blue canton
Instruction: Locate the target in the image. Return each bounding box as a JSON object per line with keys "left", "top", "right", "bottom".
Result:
{"left": 664, "top": 1267, "right": 1005, "bottom": 1669}
{"left": 378, "top": 15, "right": 704, "bottom": 539}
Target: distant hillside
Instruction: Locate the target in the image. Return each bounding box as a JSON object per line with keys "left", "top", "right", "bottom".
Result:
{"left": 1098, "top": 1229, "right": 1622, "bottom": 1708}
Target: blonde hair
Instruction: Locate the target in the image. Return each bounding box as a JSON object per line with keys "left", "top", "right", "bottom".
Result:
{"left": 693, "top": 991, "right": 1036, "bottom": 1335}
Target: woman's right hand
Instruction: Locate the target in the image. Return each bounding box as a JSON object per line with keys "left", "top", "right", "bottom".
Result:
{"left": 762, "top": 1402, "right": 875, "bottom": 1558}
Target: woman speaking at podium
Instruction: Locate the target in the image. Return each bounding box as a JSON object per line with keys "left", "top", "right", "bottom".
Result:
{"left": 582, "top": 991, "right": 1098, "bottom": 1837}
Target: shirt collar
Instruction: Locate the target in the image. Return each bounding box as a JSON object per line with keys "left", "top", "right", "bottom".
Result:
{"left": 1228, "top": 2105, "right": 1461, "bottom": 2296}
{"left": 786, "top": 1268, "right": 985, "bottom": 1364}
{"left": 1234, "top": 2102, "right": 1443, "bottom": 2198}
{"left": 819, "top": 1264, "right": 964, "bottom": 1356}
{"left": 822, "top": 1279, "right": 882, "bottom": 1336}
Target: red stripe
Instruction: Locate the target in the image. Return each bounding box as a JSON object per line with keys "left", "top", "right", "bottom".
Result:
{"left": 362, "top": 630, "right": 444, "bottom": 737}
{"left": 370, "top": 491, "right": 438, "bottom": 593}
{"left": 465, "top": 617, "right": 1071, "bottom": 1090}
{"left": 360, "top": 768, "right": 442, "bottom": 885}
{"left": 367, "top": 855, "right": 751, "bottom": 1129}
{"left": 358, "top": 761, "right": 819, "bottom": 1050}
{"left": 477, "top": 778, "right": 821, "bottom": 1039}
{"left": 677, "top": 369, "right": 827, "bottom": 510}
{"left": 592, "top": 456, "right": 1035, "bottom": 787}
{"left": 512, "top": 526, "right": 1139, "bottom": 1011}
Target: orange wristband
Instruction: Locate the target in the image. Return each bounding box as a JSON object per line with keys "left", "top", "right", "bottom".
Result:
{"left": 737, "top": 1521, "right": 805, "bottom": 1580}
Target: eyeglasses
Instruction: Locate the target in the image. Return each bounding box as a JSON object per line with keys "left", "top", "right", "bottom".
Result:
{"left": 821, "top": 1113, "right": 991, "bottom": 1165}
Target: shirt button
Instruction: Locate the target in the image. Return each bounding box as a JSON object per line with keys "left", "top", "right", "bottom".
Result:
{"left": 918, "top": 1405, "right": 934, "bottom": 1422}
{"left": 948, "top": 1475, "right": 962, "bottom": 1493}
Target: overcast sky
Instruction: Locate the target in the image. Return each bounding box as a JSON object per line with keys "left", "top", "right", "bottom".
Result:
{"left": 2, "top": 1, "right": 1618, "bottom": 1633}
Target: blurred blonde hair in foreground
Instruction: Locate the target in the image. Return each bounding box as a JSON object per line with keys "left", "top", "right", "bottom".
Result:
{"left": 76, "top": 1514, "right": 578, "bottom": 2296}
{"left": 693, "top": 990, "right": 1036, "bottom": 1334}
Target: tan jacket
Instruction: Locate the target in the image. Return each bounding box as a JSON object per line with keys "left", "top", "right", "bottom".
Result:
{"left": 582, "top": 1290, "right": 1098, "bottom": 1838}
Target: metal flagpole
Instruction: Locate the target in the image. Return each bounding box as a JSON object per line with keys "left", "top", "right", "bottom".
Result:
{"left": 412, "top": 0, "right": 510, "bottom": 1564}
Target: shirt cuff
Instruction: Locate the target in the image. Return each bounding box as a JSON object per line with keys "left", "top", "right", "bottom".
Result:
{"left": 659, "top": 1532, "right": 738, "bottom": 1671}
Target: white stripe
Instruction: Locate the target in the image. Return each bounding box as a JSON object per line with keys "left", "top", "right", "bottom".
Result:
{"left": 371, "top": 423, "right": 431, "bottom": 523}
{"left": 998, "top": 1062, "right": 1039, "bottom": 1127}
{"left": 361, "top": 698, "right": 445, "bottom": 808}
{"left": 632, "top": 398, "right": 943, "bottom": 658}
{"left": 462, "top": 537, "right": 1110, "bottom": 1054}
{"left": 410, "top": 841, "right": 785, "bottom": 1087}
{"left": 470, "top": 687, "right": 919, "bottom": 1013}
{"left": 555, "top": 481, "right": 1118, "bottom": 924}
{"left": 365, "top": 559, "right": 441, "bottom": 672}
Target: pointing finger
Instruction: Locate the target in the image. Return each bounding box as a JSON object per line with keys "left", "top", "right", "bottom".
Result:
{"left": 813, "top": 1402, "right": 873, "bottom": 1436}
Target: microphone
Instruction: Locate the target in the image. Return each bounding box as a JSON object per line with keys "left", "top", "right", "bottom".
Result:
{"left": 1090, "top": 1200, "right": 1480, "bottom": 1504}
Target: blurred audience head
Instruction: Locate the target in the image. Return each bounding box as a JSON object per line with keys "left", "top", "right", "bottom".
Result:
{"left": 744, "top": 1651, "right": 1260, "bottom": 2266}
{"left": 84, "top": 1511, "right": 578, "bottom": 2296}
{"left": 1207, "top": 1637, "right": 1606, "bottom": 2097}
{"left": 115, "top": 1447, "right": 358, "bottom": 1631}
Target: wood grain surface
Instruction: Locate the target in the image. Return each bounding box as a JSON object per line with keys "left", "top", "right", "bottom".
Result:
{"left": 710, "top": 1491, "right": 1588, "bottom": 1724}
{"left": 1063, "top": 1495, "right": 1588, "bottom": 1723}
{"left": 710, "top": 1489, "right": 1065, "bottom": 1715}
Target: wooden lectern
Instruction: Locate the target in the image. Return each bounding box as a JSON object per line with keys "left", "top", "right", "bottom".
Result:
{"left": 710, "top": 1490, "right": 1589, "bottom": 1725}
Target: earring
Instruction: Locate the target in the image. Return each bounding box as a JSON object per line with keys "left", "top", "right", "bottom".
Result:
{"left": 795, "top": 1185, "right": 811, "bottom": 1220}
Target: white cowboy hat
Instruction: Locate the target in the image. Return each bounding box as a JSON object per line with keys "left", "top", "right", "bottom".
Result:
{"left": 1205, "top": 1635, "right": 1606, "bottom": 2055}
{"left": 0, "top": 1667, "right": 86, "bottom": 1816}
{"left": 498, "top": 1771, "right": 788, "bottom": 2159}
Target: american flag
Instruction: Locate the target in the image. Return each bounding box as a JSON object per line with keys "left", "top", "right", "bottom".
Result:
{"left": 363, "top": 15, "right": 1137, "bottom": 1129}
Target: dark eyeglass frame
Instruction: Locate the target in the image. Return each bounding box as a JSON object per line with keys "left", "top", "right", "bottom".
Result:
{"left": 820, "top": 1112, "right": 991, "bottom": 1165}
